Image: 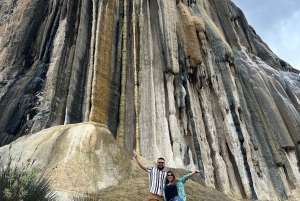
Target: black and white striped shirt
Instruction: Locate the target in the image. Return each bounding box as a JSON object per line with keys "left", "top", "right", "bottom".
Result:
{"left": 147, "top": 167, "right": 167, "bottom": 196}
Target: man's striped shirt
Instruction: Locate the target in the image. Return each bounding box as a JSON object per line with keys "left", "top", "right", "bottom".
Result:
{"left": 147, "top": 167, "right": 167, "bottom": 196}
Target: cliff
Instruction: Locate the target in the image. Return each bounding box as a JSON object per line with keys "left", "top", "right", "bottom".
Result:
{"left": 0, "top": 0, "right": 300, "bottom": 200}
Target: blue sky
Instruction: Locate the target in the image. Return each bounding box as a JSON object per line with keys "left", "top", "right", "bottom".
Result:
{"left": 232, "top": 0, "right": 300, "bottom": 70}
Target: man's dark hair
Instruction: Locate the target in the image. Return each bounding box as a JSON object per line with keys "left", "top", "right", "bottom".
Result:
{"left": 157, "top": 157, "right": 165, "bottom": 161}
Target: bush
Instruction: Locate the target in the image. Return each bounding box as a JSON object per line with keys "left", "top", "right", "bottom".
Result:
{"left": 0, "top": 145, "right": 57, "bottom": 201}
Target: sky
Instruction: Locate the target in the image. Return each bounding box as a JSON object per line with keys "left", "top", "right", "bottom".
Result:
{"left": 232, "top": 0, "right": 300, "bottom": 70}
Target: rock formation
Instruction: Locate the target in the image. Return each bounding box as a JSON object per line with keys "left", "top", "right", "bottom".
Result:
{"left": 0, "top": 123, "right": 132, "bottom": 199}
{"left": 0, "top": 122, "right": 234, "bottom": 200}
{"left": 0, "top": 0, "right": 300, "bottom": 200}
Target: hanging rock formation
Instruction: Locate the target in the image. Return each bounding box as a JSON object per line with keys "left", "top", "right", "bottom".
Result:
{"left": 0, "top": 0, "right": 300, "bottom": 200}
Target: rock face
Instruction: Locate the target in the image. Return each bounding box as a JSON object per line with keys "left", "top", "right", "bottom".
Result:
{"left": 0, "top": 0, "right": 300, "bottom": 200}
{"left": 0, "top": 123, "right": 234, "bottom": 200}
{"left": 0, "top": 122, "right": 132, "bottom": 199}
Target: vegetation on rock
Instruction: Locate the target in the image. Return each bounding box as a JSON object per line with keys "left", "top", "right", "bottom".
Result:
{"left": 0, "top": 146, "right": 57, "bottom": 201}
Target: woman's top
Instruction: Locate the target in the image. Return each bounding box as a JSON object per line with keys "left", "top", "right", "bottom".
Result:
{"left": 163, "top": 173, "right": 191, "bottom": 201}
{"left": 165, "top": 184, "right": 178, "bottom": 201}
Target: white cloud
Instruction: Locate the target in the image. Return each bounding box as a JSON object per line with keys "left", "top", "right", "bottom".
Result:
{"left": 275, "top": 11, "right": 300, "bottom": 68}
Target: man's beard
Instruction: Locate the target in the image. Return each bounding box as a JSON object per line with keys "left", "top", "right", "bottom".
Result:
{"left": 157, "top": 166, "right": 164, "bottom": 170}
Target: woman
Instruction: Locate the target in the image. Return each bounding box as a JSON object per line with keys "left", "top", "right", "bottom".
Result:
{"left": 163, "top": 170, "right": 202, "bottom": 201}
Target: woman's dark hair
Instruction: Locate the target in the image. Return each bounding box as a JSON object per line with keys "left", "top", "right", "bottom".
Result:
{"left": 166, "top": 170, "right": 176, "bottom": 184}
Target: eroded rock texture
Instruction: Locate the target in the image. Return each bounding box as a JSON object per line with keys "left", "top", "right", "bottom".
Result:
{"left": 1, "top": 0, "right": 300, "bottom": 200}
{"left": 0, "top": 122, "right": 133, "bottom": 199}
{"left": 0, "top": 123, "right": 232, "bottom": 200}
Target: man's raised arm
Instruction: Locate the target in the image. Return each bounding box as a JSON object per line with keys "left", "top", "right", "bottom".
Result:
{"left": 133, "top": 150, "right": 147, "bottom": 171}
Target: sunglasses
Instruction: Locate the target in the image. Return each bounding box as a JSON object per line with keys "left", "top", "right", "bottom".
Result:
{"left": 167, "top": 174, "right": 174, "bottom": 176}
{"left": 157, "top": 162, "right": 164, "bottom": 164}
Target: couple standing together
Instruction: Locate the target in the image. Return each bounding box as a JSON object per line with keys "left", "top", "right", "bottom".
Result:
{"left": 133, "top": 150, "right": 202, "bottom": 201}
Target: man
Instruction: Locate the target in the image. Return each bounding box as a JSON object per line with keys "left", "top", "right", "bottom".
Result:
{"left": 133, "top": 150, "right": 167, "bottom": 201}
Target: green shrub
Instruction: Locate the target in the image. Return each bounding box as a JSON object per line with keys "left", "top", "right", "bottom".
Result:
{"left": 0, "top": 145, "right": 57, "bottom": 201}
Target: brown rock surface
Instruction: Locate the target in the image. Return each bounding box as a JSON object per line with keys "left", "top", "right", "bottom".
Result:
{"left": 0, "top": 122, "right": 236, "bottom": 201}
{"left": 1, "top": 0, "right": 300, "bottom": 200}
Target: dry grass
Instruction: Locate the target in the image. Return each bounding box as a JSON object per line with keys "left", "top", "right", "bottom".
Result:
{"left": 81, "top": 168, "right": 236, "bottom": 201}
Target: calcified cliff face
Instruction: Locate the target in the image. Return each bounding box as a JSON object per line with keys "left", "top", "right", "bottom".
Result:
{"left": 1, "top": 0, "right": 300, "bottom": 200}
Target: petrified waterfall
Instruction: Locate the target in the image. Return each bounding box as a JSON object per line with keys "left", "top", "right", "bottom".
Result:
{"left": 1, "top": 0, "right": 300, "bottom": 200}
